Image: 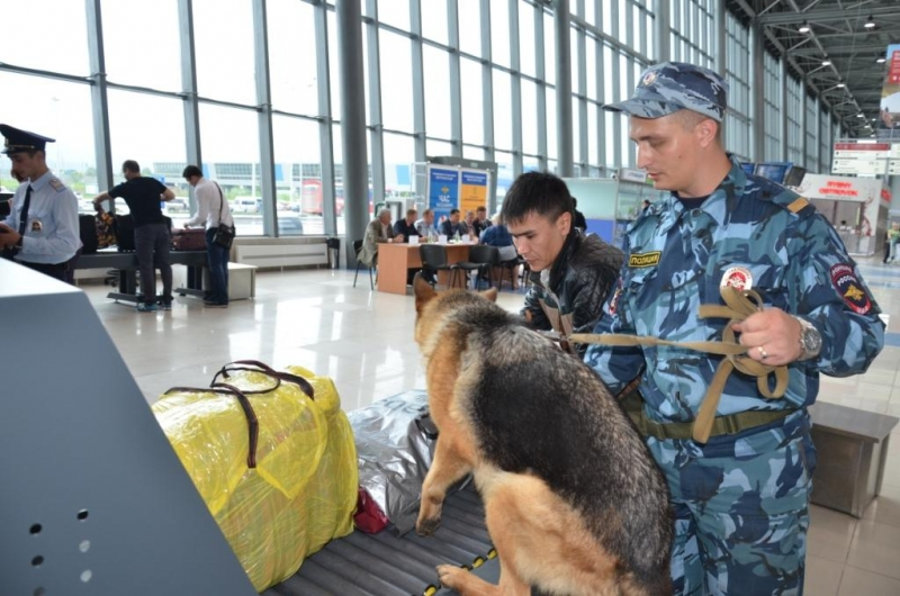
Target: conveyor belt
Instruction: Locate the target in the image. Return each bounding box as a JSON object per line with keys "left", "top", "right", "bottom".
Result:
{"left": 263, "top": 484, "right": 498, "bottom": 596}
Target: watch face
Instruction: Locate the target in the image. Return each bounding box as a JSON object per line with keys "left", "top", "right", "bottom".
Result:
{"left": 802, "top": 327, "right": 822, "bottom": 354}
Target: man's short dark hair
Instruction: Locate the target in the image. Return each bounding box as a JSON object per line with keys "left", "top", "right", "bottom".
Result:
{"left": 122, "top": 160, "right": 140, "bottom": 174}
{"left": 450, "top": 208, "right": 460, "bottom": 216}
{"left": 502, "top": 172, "right": 573, "bottom": 225}
{"left": 182, "top": 164, "right": 202, "bottom": 179}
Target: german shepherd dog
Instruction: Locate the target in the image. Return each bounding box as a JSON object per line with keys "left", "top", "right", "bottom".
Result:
{"left": 413, "top": 277, "right": 672, "bottom": 595}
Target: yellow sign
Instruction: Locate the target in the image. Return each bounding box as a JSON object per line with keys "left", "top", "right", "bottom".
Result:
{"left": 629, "top": 251, "right": 661, "bottom": 268}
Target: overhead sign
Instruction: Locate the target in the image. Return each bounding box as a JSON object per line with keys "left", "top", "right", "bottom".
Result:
{"left": 879, "top": 44, "right": 900, "bottom": 131}
{"left": 796, "top": 173, "right": 882, "bottom": 203}
{"left": 831, "top": 141, "right": 894, "bottom": 176}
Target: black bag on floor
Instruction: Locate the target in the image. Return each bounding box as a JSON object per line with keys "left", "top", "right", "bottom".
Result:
{"left": 79, "top": 214, "right": 98, "bottom": 255}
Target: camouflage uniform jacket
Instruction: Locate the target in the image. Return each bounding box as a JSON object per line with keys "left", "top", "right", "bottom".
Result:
{"left": 585, "top": 156, "right": 884, "bottom": 422}
{"left": 522, "top": 230, "right": 623, "bottom": 337}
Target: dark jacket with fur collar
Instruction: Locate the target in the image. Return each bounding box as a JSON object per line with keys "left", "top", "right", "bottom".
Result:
{"left": 522, "top": 231, "right": 623, "bottom": 339}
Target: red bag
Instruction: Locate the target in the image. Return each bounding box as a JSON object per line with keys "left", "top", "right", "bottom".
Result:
{"left": 171, "top": 228, "right": 207, "bottom": 251}
{"left": 353, "top": 488, "right": 390, "bottom": 534}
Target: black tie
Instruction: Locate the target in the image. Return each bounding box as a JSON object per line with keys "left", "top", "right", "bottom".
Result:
{"left": 18, "top": 185, "right": 33, "bottom": 237}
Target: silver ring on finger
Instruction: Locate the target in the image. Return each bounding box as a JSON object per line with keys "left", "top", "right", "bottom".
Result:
{"left": 758, "top": 345, "right": 769, "bottom": 359}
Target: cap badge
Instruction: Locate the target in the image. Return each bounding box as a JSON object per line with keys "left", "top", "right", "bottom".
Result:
{"left": 720, "top": 266, "right": 752, "bottom": 291}
{"left": 641, "top": 71, "right": 658, "bottom": 87}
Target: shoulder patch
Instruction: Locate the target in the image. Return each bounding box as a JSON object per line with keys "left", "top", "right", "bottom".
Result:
{"left": 830, "top": 263, "right": 872, "bottom": 315}
{"left": 48, "top": 178, "right": 66, "bottom": 192}
{"left": 628, "top": 251, "right": 661, "bottom": 268}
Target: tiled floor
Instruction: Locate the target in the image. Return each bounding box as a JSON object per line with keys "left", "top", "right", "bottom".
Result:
{"left": 78, "top": 256, "right": 900, "bottom": 595}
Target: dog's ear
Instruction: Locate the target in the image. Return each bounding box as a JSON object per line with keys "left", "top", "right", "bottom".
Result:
{"left": 480, "top": 287, "right": 499, "bottom": 303}
{"left": 414, "top": 274, "right": 437, "bottom": 312}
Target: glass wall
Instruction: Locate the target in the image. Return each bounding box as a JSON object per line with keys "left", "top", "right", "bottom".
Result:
{"left": 0, "top": 0, "right": 851, "bottom": 239}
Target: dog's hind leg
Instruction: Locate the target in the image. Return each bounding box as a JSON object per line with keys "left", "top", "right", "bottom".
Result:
{"left": 416, "top": 436, "right": 472, "bottom": 536}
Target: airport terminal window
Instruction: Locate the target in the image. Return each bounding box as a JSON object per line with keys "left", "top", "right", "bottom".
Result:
{"left": 493, "top": 69, "right": 513, "bottom": 152}
{"left": 267, "top": 0, "right": 319, "bottom": 117}
{"left": 193, "top": 0, "right": 256, "bottom": 106}
{"left": 327, "top": 10, "right": 343, "bottom": 120}
{"left": 101, "top": 0, "right": 180, "bottom": 92}
{"left": 198, "top": 104, "right": 265, "bottom": 234}
{"left": 546, "top": 87, "right": 557, "bottom": 160}
{"left": 490, "top": 0, "right": 511, "bottom": 68}
{"left": 376, "top": 0, "right": 409, "bottom": 31}
{"left": 379, "top": 29, "right": 414, "bottom": 133}
{"left": 427, "top": 139, "right": 454, "bottom": 158}
{"left": 0, "top": 3, "right": 88, "bottom": 75}
{"left": 521, "top": 79, "right": 539, "bottom": 155}
{"left": 0, "top": 72, "right": 96, "bottom": 211}
{"left": 543, "top": 12, "right": 556, "bottom": 85}
{"left": 457, "top": 0, "right": 482, "bottom": 58}
{"left": 107, "top": 90, "right": 187, "bottom": 223}
{"left": 588, "top": 103, "right": 600, "bottom": 166}
{"left": 383, "top": 133, "right": 415, "bottom": 197}
{"left": 421, "top": 0, "right": 449, "bottom": 46}
{"left": 423, "top": 46, "right": 452, "bottom": 140}
{"left": 273, "top": 115, "right": 321, "bottom": 235}
{"left": 461, "top": 57, "right": 485, "bottom": 146}
{"left": 518, "top": 4, "right": 537, "bottom": 77}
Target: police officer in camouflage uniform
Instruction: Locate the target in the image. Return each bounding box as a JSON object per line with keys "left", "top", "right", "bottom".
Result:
{"left": 585, "top": 62, "right": 884, "bottom": 594}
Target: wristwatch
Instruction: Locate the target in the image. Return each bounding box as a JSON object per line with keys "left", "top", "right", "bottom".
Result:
{"left": 794, "top": 316, "right": 822, "bottom": 361}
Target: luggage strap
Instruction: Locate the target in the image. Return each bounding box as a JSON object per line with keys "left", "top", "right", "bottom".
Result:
{"left": 570, "top": 286, "right": 791, "bottom": 443}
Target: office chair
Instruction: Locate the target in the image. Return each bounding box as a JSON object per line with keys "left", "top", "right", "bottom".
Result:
{"left": 419, "top": 244, "right": 461, "bottom": 289}
{"left": 456, "top": 244, "right": 498, "bottom": 290}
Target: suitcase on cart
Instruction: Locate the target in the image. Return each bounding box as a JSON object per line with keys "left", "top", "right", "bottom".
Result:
{"left": 171, "top": 227, "right": 207, "bottom": 251}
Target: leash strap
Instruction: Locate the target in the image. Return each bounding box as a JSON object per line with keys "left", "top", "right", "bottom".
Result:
{"left": 570, "top": 287, "right": 790, "bottom": 443}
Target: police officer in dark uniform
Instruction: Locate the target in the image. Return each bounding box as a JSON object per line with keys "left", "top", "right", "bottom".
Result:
{"left": 0, "top": 124, "right": 81, "bottom": 282}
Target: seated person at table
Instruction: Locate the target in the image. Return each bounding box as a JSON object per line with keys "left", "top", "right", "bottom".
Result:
{"left": 439, "top": 208, "right": 469, "bottom": 239}
{"left": 393, "top": 208, "right": 419, "bottom": 241}
{"left": 415, "top": 208, "right": 439, "bottom": 239}
{"left": 480, "top": 211, "right": 519, "bottom": 288}
{"left": 473, "top": 205, "right": 493, "bottom": 238}
{"left": 504, "top": 171, "right": 624, "bottom": 354}
{"left": 359, "top": 208, "right": 396, "bottom": 268}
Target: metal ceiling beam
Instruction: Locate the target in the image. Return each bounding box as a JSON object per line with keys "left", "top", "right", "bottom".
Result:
{"left": 757, "top": 5, "right": 898, "bottom": 26}
{"left": 789, "top": 43, "right": 890, "bottom": 56}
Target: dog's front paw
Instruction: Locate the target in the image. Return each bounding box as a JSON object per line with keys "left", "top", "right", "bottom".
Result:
{"left": 436, "top": 564, "right": 470, "bottom": 590}
{"left": 416, "top": 514, "right": 441, "bottom": 536}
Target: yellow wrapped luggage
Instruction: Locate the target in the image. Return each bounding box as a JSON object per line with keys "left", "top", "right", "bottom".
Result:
{"left": 152, "top": 360, "right": 357, "bottom": 591}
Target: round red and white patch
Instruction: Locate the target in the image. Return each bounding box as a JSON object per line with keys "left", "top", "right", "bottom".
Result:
{"left": 720, "top": 266, "right": 753, "bottom": 291}
{"left": 830, "top": 263, "right": 872, "bottom": 314}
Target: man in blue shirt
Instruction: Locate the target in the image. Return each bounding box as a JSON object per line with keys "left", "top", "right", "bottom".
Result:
{"left": 585, "top": 61, "right": 885, "bottom": 594}
{"left": 0, "top": 124, "right": 81, "bottom": 282}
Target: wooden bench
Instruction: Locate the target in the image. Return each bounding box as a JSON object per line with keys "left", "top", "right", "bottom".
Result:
{"left": 809, "top": 401, "right": 899, "bottom": 518}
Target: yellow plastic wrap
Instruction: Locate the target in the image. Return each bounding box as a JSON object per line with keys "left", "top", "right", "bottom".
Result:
{"left": 152, "top": 362, "right": 358, "bottom": 591}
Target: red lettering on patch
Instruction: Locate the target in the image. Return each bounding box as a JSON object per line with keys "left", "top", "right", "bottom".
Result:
{"left": 830, "top": 263, "right": 872, "bottom": 315}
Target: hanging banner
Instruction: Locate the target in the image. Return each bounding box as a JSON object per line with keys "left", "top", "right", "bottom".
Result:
{"left": 459, "top": 170, "right": 489, "bottom": 214}
{"left": 878, "top": 44, "right": 900, "bottom": 135}
{"left": 427, "top": 167, "right": 460, "bottom": 223}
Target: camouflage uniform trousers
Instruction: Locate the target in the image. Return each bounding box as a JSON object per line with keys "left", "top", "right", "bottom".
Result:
{"left": 646, "top": 410, "right": 816, "bottom": 595}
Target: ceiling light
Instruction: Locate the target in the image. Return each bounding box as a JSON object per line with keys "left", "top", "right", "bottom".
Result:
{"left": 798, "top": 22, "right": 811, "bottom": 34}
{"left": 836, "top": 82, "right": 845, "bottom": 89}
{"left": 876, "top": 56, "right": 886, "bottom": 64}
{"left": 864, "top": 16, "right": 875, "bottom": 29}
{"left": 822, "top": 59, "right": 832, "bottom": 66}
{"left": 857, "top": 113, "right": 865, "bottom": 118}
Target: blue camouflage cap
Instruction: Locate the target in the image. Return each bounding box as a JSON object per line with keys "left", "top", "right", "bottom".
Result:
{"left": 604, "top": 62, "right": 728, "bottom": 122}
